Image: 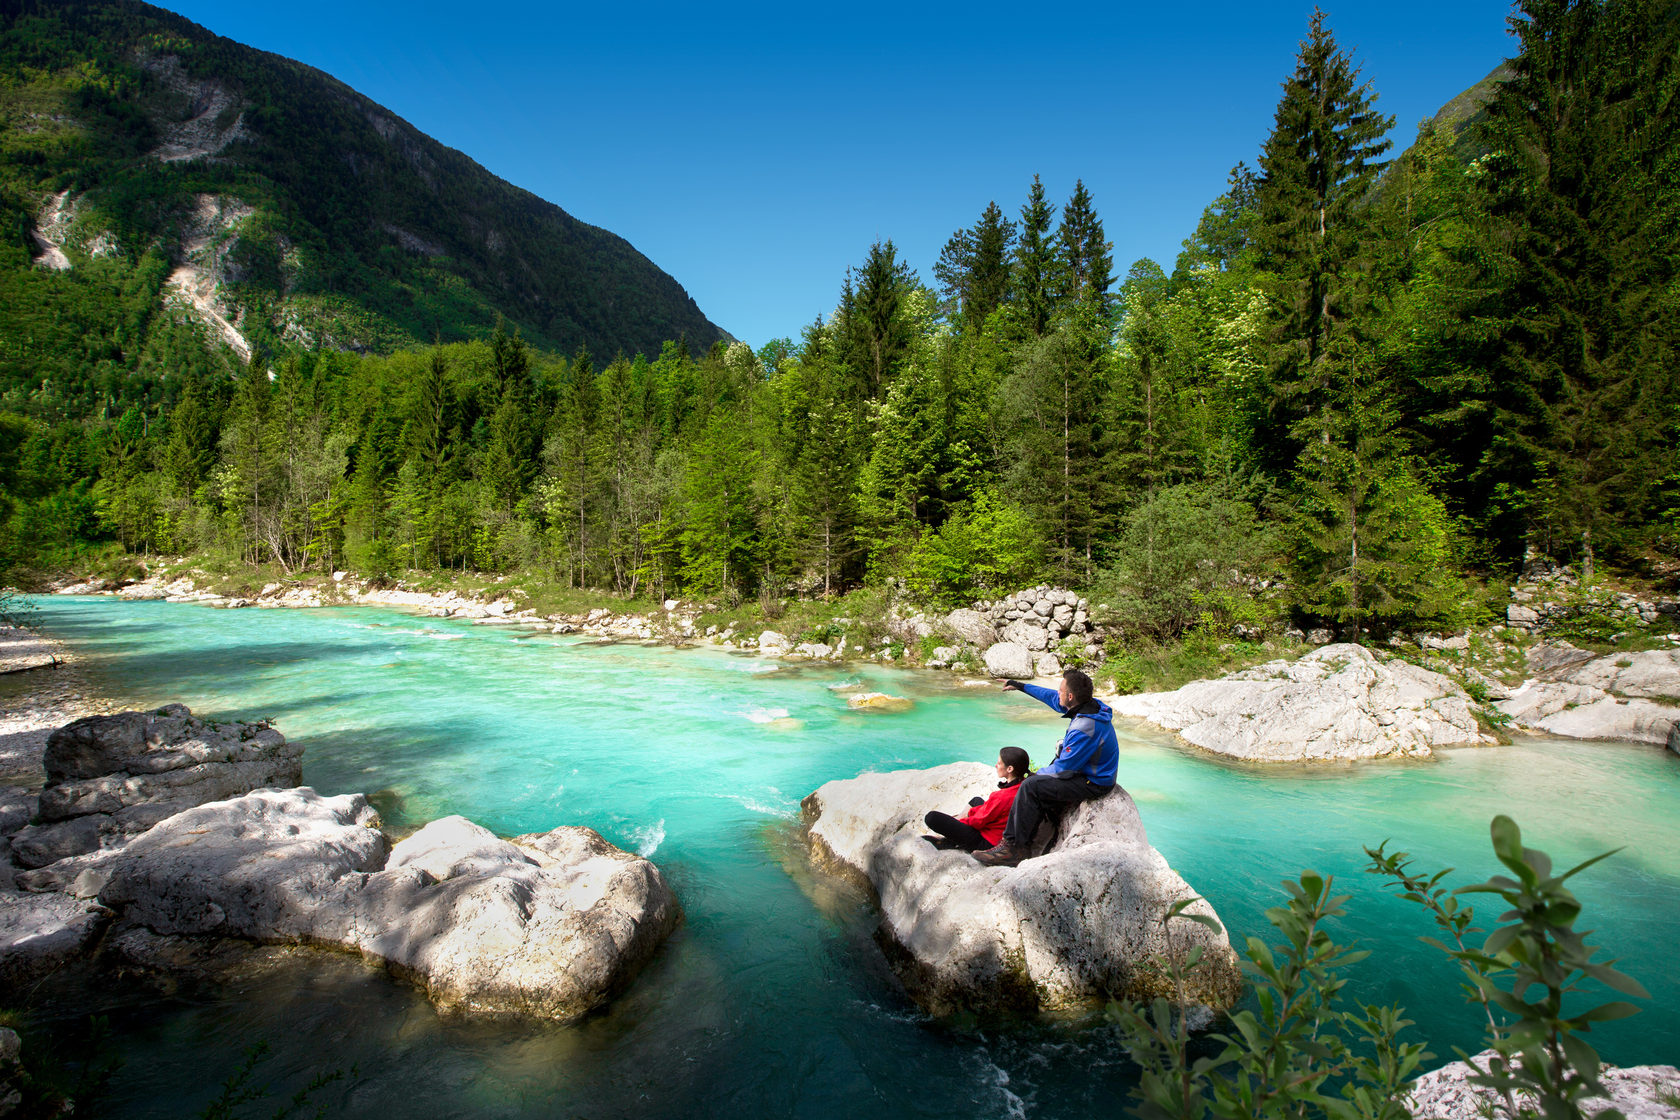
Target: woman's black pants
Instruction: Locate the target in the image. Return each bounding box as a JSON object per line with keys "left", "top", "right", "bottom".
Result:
{"left": 924, "top": 811, "right": 989, "bottom": 851}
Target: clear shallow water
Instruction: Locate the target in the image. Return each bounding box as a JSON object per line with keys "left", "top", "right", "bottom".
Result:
{"left": 18, "top": 596, "right": 1680, "bottom": 1118}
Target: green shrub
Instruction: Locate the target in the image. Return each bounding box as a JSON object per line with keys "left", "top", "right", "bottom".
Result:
{"left": 1096, "top": 484, "right": 1278, "bottom": 642}
{"left": 1109, "top": 816, "right": 1646, "bottom": 1120}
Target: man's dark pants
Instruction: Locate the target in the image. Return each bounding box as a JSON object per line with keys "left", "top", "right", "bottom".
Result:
{"left": 1001, "top": 772, "right": 1112, "bottom": 848}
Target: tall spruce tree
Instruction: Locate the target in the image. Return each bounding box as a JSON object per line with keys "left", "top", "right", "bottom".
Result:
{"left": 1055, "top": 180, "right": 1116, "bottom": 318}
{"left": 1477, "top": 0, "right": 1680, "bottom": 568}
{"left": 1013, "top": 176, "right": 1058, "bottom": 339}
{"left": 1250, "top": 8, "right": 1394, "bottom": 476}
{"left": 934, "top": 202, "right": 1016, "bottom": 332}
{"left": 838, "top": 241, "right": 917, "bottom": 397}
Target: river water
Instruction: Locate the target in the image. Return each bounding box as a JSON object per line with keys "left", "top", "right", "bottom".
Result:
{"left": 17, "top": 597, "right": 1680, "bottom": 1118}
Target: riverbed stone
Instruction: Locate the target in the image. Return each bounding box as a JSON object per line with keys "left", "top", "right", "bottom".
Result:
{"left": 1112, "top": 644, "right": 1489, "bottom": 761}
{"left": 983, "top": 642, "right": 1036, "bottom": 679}
{"left": 1668, "top": 720, "right": 1679, "bottom": 756}
{"left": 97, "top": 790, "right": 680, "bottom": 1021}
{"left": 1408, "top": 1049, "right": 1680, "bottom": 1120}
{"left": 757, "top": 630, "right": 790, "bottom": 654}
{"left": 9, "top": 816, "right": 102, "bottom": 868}
{"left": 802, "top": 762, "right": 1241, "bottom": 1017}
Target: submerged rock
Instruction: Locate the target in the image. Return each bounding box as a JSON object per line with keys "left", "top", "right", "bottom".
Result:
{"left": 802, "top": 763, "right": 1241, "bottom": 1017}
{"left": 1112, "top": 644, "right": 1490, "bottom": 762}
{"left": 1497, "top": 648, "right": 1680, "bottom": 745}
{"left": 97, "top": 790, "right": 681, "bottom": 1021}
{"left": 846, "top": 692, "right": 913, "bottom": 712}
{"left": 1408, "top": 1049, "right": 1680, "bottom": 1119}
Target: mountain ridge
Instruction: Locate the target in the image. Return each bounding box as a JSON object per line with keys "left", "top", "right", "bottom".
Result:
{"left": 0, "top": 0, "right": 729, "bottom": 394}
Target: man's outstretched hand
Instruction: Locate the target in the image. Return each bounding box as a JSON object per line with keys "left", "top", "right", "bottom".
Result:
{"left": 996, "top": 678, "right": 1023, "bottom": 692}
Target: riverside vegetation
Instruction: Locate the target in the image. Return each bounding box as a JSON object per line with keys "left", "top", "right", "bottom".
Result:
{"left": 1, "top": 0, "right": 1676, "bottom": 664}
{"left": 1110, "top": 817, "right": 1657, "bottom": 1120}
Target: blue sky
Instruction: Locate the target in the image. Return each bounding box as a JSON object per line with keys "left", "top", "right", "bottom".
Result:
{"left": 158, "top": 0, "right": 1518, "bottom": 349}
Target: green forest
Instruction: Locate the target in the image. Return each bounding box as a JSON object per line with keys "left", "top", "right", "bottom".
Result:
{"left": 2, "top": 0, "right": 1677, "bottom": 647}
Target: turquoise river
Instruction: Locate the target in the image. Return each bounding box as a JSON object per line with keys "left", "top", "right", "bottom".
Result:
{"left": 14, "top": 597, "right": 1680, "bottom": 1118}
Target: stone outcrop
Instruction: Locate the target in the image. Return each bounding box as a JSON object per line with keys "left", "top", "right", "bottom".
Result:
{"left": 97, "top": 790, "right": 681, "bottom": 1020}
{"left": 9, "top": 705, "right": 301, "bottom": 868}
{"left": 1112, "top": 644, "right": 1491, "bottom": 762}
{"left": 1408, "top": 1050, "right": 1680, "bottom": 1120}
{"left": 1496, "top": 647, "right": 1680, "bottom": 746}
{"left": 802, "top": 763, "right": 1241, "bottom": 1017}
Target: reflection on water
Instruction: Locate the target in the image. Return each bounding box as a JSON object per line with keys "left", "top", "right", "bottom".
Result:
{"left": 18, "top": 597, "right": 1680, "bottom": 1117}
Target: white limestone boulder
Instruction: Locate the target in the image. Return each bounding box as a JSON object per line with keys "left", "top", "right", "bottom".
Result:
{"left": 984, "top": 642, "right": 1037, "bottom": 680}
{"left": 1408, "top": 1050, "right": 1680, "bottom": 1120}
{"left": 98, "top": 791, "right": 681, "bottom": 1021}
{"left": 98, "top": 788, "right": 389, "bottom": 939}
{"left": 1497, "top": 648, "right": 1680, "bottom": 745}
{"left": 802, "top": 762, "right": 1240, "bottom": 1017}
{"left": 943, "top": 609, "right": 996, "bottom": 647}
{"left": 349, "top": 817, "right": 682, "bottom": 1018}
{"left": 1112, "top": 644, "right": 1490, "bottom": 762}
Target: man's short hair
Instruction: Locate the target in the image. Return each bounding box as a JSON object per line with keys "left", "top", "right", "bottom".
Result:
{"left": 1062, "top": 668, "right": 1094, "bottom": 706}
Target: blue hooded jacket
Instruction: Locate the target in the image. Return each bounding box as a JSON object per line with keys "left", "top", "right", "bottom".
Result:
{"left": 1017, "top": 682, "right": 1118, "bottom": 786}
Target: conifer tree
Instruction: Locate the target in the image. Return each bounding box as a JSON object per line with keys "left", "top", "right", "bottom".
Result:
{"left": 934, "top": 202, "right": 1016, "bottom": 331}
{"left": 1055, "top": 180, "right": 1115, "bottom": 318}
{"left": 1250, "top": 8, "right": 1394, "bottom": 475}
{"left": 1477, "top": 0, "right": 1680, "bottom": 566}
{"left": 837, "top": 241, "right": 917, "bottom": 397}
{"left": 1013, "top": 176, "right": 1058, "bottom": 338}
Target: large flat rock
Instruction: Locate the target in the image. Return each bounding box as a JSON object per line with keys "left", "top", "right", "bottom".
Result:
{"left": 98, "top": 789, "right": 680, "bottom": 1020}
{"left": 1497, "top": 648, "right": 1680, "bottom": 745}
{"left": 803, "top": 762, "right": 1240, "bottom": 1017}
{"left": 1112, "top": 644, "right": 1489, "bottom": 761}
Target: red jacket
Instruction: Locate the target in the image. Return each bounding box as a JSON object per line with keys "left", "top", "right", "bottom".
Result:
{"left": 959, "top": 781, "right": 1023, "bottom": 846}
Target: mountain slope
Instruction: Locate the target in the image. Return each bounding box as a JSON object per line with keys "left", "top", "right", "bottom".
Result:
{"left": 0, "top": 0, "right": 728, "bottom": 404}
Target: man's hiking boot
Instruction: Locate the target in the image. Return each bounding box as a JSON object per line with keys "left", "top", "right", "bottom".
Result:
{"left": 972, "top": 840, "right": 1025, "bottom": 867}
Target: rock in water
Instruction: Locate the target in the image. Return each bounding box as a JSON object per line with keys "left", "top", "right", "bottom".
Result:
{"left": 1408, "top": 1050, "right": 1680, "bottom": 1119}
{"left": 1112, "top": 644, "right": 1488, "bottom": 762}
{"left": 12, "top": 705, "right": 302, "bottom": 868}
{"left": 1669, "top": 719, "right": 1679, "bottom": 757}
{"left": 99, "top": 790, "right": 681, "bottom": 1021}
{"left": 846, "top": 692, "right": 913, "bottom": 712}
{"left": 802, "top": 763, "right": 1241, "bottom": 1017}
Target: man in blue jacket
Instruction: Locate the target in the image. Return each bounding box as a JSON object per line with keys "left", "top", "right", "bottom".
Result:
{"left": 973, "top": 668, "right": 1117, "bottom": 867}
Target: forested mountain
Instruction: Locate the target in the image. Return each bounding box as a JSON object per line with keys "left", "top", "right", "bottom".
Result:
{"left": 0, "top": 0, "right": 728, "bottom": 418}
{"left": 2, "top": 0, "right": 1676, "bottom": 648}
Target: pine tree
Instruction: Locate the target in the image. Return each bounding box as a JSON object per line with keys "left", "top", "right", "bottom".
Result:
{"left": 934, "top": 202, "right": 1016, "bottom": 332}
{"left": 1055, "top": 180, "right": 1115, "bottom": 318}
{"left": 838, "top": 241, "right": 917, "bottom": 397}
{"left": 1477, "top": 0, "right": 1680, "bottom": 567}
{"left": 1250, "top": 8, "right": 1395, "bottom": 476}
{"left": 1013, "top": 176, "right": 1058, "bottom": 339}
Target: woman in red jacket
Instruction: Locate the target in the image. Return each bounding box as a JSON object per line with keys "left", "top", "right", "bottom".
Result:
{"left": 923, "top": 747, "right": 1031, "bottom": 851}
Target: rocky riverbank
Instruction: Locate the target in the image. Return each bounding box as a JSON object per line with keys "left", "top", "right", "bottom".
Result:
{"left": 0, "top": 692, "right": 680, "bottom": 1021}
